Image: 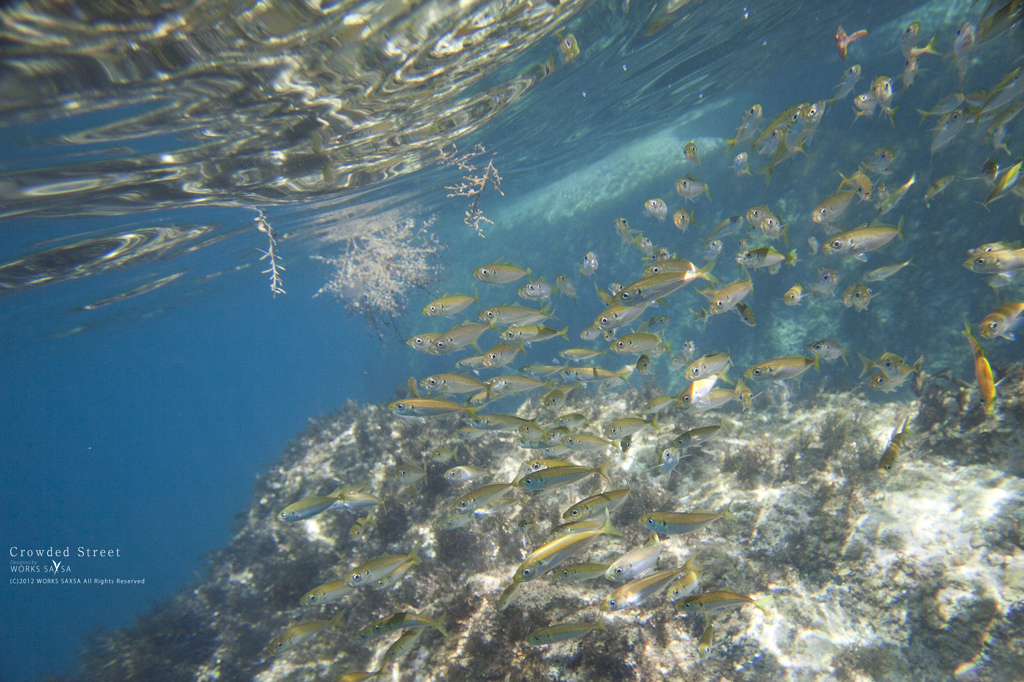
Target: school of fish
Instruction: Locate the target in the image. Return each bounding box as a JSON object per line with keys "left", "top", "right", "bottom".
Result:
{"left": 268, "top": 5, "right": 1023, "bottom": 678}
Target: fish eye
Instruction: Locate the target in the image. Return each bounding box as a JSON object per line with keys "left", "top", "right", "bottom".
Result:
{"left": 975, "top": 257, "right": 986, "bottom": 266}
{"left": 753, "top": 369, "right": 762, "bottom": 375}
{"left": 459, "top": 500, "right": 468, "bottom": 508}
{"left": 715, "top": 300, "right": 724, "bottom": 308}
{"left": 352, "top": 574, "right": 363, "bottom": 583}
{"left": 429, "top": 305, "right": 437, "bottom": 313}
{"left": 600, "top": 316, "right": 611, "bottom": 325}
{"left": 615, "top": 567, "right": 624, "bottom": 575}
{"left": 522, "top": 568, "right": 533, "bottom": 577}
{"left": 609, "top": 599, "right": 617, "bottom": 608}
{"left": 481, "top": 268, "right": 490, "bottom": 276}
{"left": 616, "top": 341, "right": 626, "bottom": 350}
{"left": 621, "top": 291, "right": 630, "bottom": 299}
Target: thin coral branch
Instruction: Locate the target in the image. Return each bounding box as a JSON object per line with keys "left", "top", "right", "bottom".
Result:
{"left": 254, "top": 209, "right": 285, "bottom": 297}
{"left": 441, "top": 144, "right": 504, "bottom": 237}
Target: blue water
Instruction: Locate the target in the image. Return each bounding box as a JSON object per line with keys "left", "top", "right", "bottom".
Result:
{"left": 1, "top": 0, "right": 1022, "bottom": 679}
{"left": 0, "top": 232, "right": 398, "bottom": 680}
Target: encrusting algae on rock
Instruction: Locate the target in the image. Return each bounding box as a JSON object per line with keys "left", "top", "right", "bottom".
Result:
{"left": 65, "top": 364, "right": 1024, "bottom": 681}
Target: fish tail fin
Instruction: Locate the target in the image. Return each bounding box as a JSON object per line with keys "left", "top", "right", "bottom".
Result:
{"left": 754, "top": 594, "right": 775, "bottom": 616}
{"left": 840, "top": 345, "right": 849, "bottom": 365}
{"left": 651, "top": 414, "right": 660, "bottom": 431}
{"left": 785, "top": 249, "right": 798, "bottom": 265}
{"left": 896, "top": 215, "right": 906, "bottom": 241}
{"left": 697, "top": 261, "right": 720, "bottom": 285}
{"left": 919, "top": 35, "right": 942, "bottom": 57}
{"left": 725, "top": 137, "right": 736, "bottom": 152}
{"left": 721, "top": 501, "right": 738, "bottom": 521}
{"left": 597, "top": 462, "right": 612, "bottom": 483}
{"left": 601, "top": 509, "right": 623, "bottom": 537}
{"left": 432, "top": 613, "right": 449, "bottom": 637}
{"left": 912, "top": 355, "right": 925, "bottom": 374}
{"left": 812, "top": 353, "right": 821, "bottom": 372}
{"left": 885, "top": 105, "right": 900, "bottom": 129}
{"left": 558, "top": 326, "right": 569, "bottom": 340}
{"left": 858, "top": 352, "right": 876, "bottom": 378}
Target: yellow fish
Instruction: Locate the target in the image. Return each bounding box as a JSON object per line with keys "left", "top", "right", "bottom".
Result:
{"left": 745, "top": 355, "right": 819, "bottom": 381}
{"left": 559, "top": 33, "right": 580, "bottom": 62}
{"left": 963, "top": 322, "right": 997, "bottom": 412}
{"left": 878, "top": 416, "right": 911, "bottom": 475}
{"left": 684, "top": 140, "right": 701, "bottom": 164}
{"left": 980, "top": 302, "right": 1024, "bottom": 340}
{"left": 473, "top": 261, "right": 530, "bottom": 284}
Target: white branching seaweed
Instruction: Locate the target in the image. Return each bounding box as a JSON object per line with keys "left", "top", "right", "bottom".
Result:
{"left": 441, "top": 143, "right": 504, "bottom": 237}
{"left": 254, "top": 209, "right": 285, "bottom": 297}
{"left": 314, "top": 216, "right": 443, "bottom": 338}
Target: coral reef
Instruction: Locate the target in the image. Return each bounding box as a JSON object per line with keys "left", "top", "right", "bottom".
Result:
{"left": 63, "top": 368, "right": 1024, "bottom": 682}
